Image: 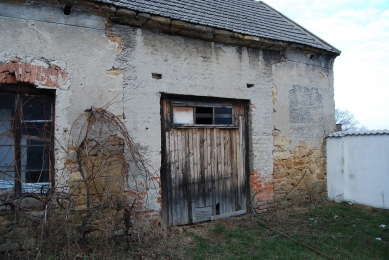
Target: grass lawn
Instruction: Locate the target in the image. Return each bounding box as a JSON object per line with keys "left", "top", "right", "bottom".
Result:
{"left": 24, "top": 201, "right": 389, "bottom": 259}
{"left": 145, "top": 201, "right": 389, "bottom": 260}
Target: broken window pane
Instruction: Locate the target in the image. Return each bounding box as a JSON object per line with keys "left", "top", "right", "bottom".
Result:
{"left": 172, "top": 102, "right": 234, "bottom": 126}
{"left": 195, "top": 107, "right": 213, "bottom": 124}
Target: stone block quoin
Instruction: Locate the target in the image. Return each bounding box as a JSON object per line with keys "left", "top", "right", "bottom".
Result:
{"left": 0, "top": 59, "right": 67, "bottom": 88}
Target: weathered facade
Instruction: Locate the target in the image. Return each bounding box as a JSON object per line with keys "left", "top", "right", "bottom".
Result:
{"left": 0, "top": 0, "right": 339, "bottom": 251}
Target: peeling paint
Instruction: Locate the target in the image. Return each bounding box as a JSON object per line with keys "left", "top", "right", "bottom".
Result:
{"left": 0, "top": 1, "right": 337, "bottom": 224}
{"left": 106, "top": 68, "right": 123, "bottom": 76}
{"left": 272, "top": 84, "right": 278, "bottom": 104}
{"left": 106, "top": 34, "right": 123, "bottom": 53}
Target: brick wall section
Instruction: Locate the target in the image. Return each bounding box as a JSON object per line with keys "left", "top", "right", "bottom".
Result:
{"left": 127, "top": 190, "right": 160, "bottom": 222}
{"left": 250, "top": 170, "right": 275, "bottom": 213}
{"left": 130, "top": 175, "right": 162, "bottom": 223}
{"left": 0, "top": 59, "right": 67, "bottom": 88}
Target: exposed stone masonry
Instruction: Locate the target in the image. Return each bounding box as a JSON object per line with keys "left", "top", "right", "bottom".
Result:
{"left": 0, "top": 1, "right": 335, "bottom": 252}
{"left": 273, "top": 130, "right": 327, "bottom": 208}
{"left": 0, "top": 133, "right": 159, "bottom": 252}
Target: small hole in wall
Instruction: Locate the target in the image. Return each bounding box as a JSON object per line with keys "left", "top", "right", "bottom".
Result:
{"left": 152, "top": 73, "right": 162, "bottom": 79}
{"left": 309, "top": 54, "right": 315, "bottom": 60}
{"left": 64, "top": 5, "right": 72, "bottom": 15}
{"left": 247, "top": 84, "right": 254, "bottom": 88}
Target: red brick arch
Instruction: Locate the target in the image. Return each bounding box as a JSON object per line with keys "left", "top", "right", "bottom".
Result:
{"left": 0, "top": 58, "right": 67, "bottom": 88}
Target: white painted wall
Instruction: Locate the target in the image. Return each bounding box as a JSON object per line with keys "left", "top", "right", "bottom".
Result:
{"left": 327, "top": 133, "right": 389, "bottom": 209}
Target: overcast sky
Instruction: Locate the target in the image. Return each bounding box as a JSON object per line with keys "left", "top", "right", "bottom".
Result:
{"left": 263, "top": 0, "right": 389, "bottom": 130}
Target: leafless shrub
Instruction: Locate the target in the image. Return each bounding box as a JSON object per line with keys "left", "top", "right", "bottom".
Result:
{"left": 0, "top": 106, "right": 158, "bottom": 259}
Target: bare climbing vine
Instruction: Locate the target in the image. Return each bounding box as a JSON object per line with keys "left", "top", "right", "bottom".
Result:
{"left": 0, "top": 106, "right": 158, "bottom": 259}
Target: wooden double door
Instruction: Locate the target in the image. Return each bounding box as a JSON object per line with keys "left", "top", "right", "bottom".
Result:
{"left": 161, "top": 96, "right": 249, "bottom": 226}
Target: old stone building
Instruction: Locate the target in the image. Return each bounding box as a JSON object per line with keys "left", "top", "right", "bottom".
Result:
{"left": 0, "top": 0, "right": 339, "bottom": 250}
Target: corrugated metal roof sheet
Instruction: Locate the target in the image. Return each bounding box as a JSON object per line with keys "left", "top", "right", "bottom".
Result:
{"left": 99, "top": 0, "right": 340, "bottom": 54}
{"left": 327, "top": 130, "right": 389, "bottom": 138}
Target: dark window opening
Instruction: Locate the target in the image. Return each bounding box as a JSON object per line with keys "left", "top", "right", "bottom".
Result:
{"left": 195, "top": 107, "right": 213, "bottom": 124}
{"left": 0, "top": 87, "right": 54, "bottom": 193}
{"left": 64, "top": 5, "right": 72, "bottom": 16}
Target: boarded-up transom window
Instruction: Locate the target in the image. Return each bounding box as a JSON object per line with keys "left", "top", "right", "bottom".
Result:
{"left": 172, "top": 101, "right": 233, "bottom": 126}
{"left": 172, "top": 107, "right": 194, "bottom": 125}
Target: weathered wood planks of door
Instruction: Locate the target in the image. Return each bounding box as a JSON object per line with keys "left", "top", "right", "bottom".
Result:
{"left": 161, "top": 97, "right": 248, "bottom": 226}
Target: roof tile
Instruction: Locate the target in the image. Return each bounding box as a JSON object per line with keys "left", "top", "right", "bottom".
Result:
{"left": 99, "top": 0, "right": 340, "bottom": 54}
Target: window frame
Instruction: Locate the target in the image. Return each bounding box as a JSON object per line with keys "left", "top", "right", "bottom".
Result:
{"left": 0, "top": 84, "right": 55, "bottom": 194}
{"left": 171, "top": 100, "right": 236, "bottom": 128}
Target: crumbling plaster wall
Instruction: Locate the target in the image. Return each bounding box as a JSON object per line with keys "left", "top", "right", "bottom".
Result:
{"left": 0, "top": 2, "right": 123, "bottom": 188}
{"left": 110, "top": 25, "right": 278, "bottom": 212}
{"left": 271, "top": 51, "right": 336, "bottom": 207}
{"left": 0, "top": 3, "right": 128, "bottom": 249}
{"left": 110, "top": 25, "right": 337, "bottom": 213}
{"left": 0, "top": 1, "right": 337, "bottom": 221}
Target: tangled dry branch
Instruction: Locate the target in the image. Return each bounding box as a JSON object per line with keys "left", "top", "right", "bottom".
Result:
{"left": 0, "top": 106, "right": 157, "bottom": 259}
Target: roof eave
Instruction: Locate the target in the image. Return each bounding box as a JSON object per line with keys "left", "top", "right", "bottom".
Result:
{"left": 260, "top": 1, "right": 341, "bottom": 56}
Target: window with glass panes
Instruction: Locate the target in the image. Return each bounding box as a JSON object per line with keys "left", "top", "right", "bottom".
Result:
{"left": 0, "top": 86, "right": 54, "bottom": 193}
{"left": 172, "top": 101, "right": 234, "bottom": 126}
